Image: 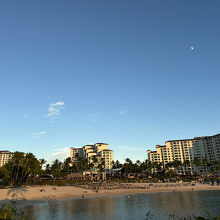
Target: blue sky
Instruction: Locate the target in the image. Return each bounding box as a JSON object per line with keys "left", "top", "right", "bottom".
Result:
{"left": 0, "top": 0, "right": 219, "bottom": 163}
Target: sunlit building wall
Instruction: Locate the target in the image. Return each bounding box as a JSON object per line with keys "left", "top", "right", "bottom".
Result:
{"left": 70, "top": 143, "right": 114, "bottom": 170}
{"left": 100, "top": 149, "right": 114, "bottom": 170}
{"left": 0, "top": 151, "right": 13, "bottom": 167}
{"left": 147, "top": 133, "right": 220, "bottom": 174}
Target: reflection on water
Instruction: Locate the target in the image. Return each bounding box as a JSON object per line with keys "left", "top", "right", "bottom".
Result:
{"left": 22, "top": 191, "right": 220, "bottom": 220}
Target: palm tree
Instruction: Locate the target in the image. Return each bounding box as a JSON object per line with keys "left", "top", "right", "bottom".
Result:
{"left": 173, "top": 160, "right": 182, "bottom": 168}
{"left": 182, "top": 160, "right": 191, "bottom": 176}
{"left": 147, "top": 161, "right": 153, "bottom": 175}
{"left": 202, "top": 157, "right": 209, "bottom": 173}
{"left": 39, "top": 159, "right": 46, "bottom": 169}
{"left": 97, "top": 158, "right": 105, "bottom": 172}
{"left": 192, "top": 157, "right": 201, "bottom": 175}
{"left": 115, "top": 160, "right": 122, "bottom": 169}
{"left": 135, "top": 160, "right": 141, "bottom": 173}
{"left": 45, "top": 164, "right": 51, "bottom": 174}
{"left": 164, "top": 162, "right": 174, "bottom": 176}
{"left": 5, "top": 152, "right": 41, "bottom": 185}
{"left": 143, "top": 160, "right": 152, "bottom": 176}
{"left": 151, "top": 162, "right": 159, "bottom": 175}
{"left": 51, "top": 159, "right": 62, "bottom": 181}
{"left": 74, "top": 155, "right": 90, "bottom": 172}
{"left": 63, "top": 157, "right": 72, "bottom": 175}
{"left": 7, "top": 152, "right": 25, "bottom": 185}
{"left": 24, "top": 153, "right": 41, "bottom": 184}
{"left": 211, "top": 160, "right": 220, "bottom": 175}
{"left": 135, "top": 160, "right": 141, "bottom": 166}
{"left": 0, "top": 167, "right": 10, "bottom": 185}
{"left": 172, "top": 160, "right": 182, "bottom": 174}
{"left": 90, "top": 155, "right": 98, "bottom": 171}
{"left": 84, "top": 158, "right": 91, "bottom": 171}
{"left": 125, "top": 158, "right": 132, "bottom": 164}
{"left": 139, "top": 161, "right": 146, "bottom": 174}
{"left": 123, "top": 158, "right": 133, "bottom": 175}
{"left": 151, "top": 162, "right": 165, "bottom": 179}
{"left": 165, "top": 162, "right": 172, "bottom": 170}
{"left": 111, "top": 160, "right": 116, "bottom": 169}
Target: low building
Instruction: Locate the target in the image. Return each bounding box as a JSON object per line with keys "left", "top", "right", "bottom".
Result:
{"left": 66, "top": 173, "right": 89, "bottom": 180}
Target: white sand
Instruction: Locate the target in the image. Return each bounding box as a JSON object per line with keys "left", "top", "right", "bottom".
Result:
{"left": 0, "top": 183, "right": 219, "bottom": 202}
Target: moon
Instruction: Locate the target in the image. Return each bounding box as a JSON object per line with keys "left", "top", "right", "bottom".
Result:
{"left": 190, "top": 46, "right": 194, "bottom": 50}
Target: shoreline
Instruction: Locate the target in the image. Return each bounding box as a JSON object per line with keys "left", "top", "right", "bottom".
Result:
{"left": 0, "top": 183, "right": 219, "bottom": 204}
{"left": 13, "top": 188, "right": 220, "bottom": 207}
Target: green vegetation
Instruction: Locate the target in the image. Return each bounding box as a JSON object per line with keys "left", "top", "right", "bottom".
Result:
{"left": 112, "top": 157, "right": 220, "bottom": 182}
{"left": 0, "top": 200, "right": 25, "bottom": 220}
{"left": 0, "top": 152, "right": 107, "bottom": 186}
{"left": 0, "top": 152, "right": 43, "bottom": 186}
{"left": 0, "top": 152, "right": 218, "bottom": 219}
{"left": 0, "top": 152, "right": 220, "bottom": 187}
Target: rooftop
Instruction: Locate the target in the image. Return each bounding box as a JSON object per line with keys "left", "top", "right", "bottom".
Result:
{"left": 166, "top": 138, "right": 194, "bottom": 142}
{"left": 70, "top": 147, "right": 82, "bottom": 150}
{"left": 0, "top": 150, "right": 12, "bottom": 153}
{"left": 156, "top": 145, "right": 166, "bottom": 148}
{"left": 195, "top": 133, "right": 220, "bottom": 139}
{"left": 147, "top": 150, "right": 157, "bottom": 153}
{"left": 166, "top": 133, "right": 220, "bottom": 142}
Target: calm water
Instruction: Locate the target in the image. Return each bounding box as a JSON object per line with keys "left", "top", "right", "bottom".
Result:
{"left": 21, "top": 191, "right": 220, "bottom": 220}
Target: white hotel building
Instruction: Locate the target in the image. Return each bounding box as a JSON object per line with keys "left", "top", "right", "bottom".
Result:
{"left": 147, "top": 133, "right": 220, "bottom": 174}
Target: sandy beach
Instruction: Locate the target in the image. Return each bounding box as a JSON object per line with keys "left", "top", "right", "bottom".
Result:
{"left": 0, "top": 182, "right": 219, "bottom": 202}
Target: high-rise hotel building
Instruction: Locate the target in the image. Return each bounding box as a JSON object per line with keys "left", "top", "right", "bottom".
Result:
{"left": 70, "top": 143, "right": 114, "bottom": 170}
{"left": 0, "top": 151, "right": 13, "bottom": 167}
{"left": 147, "top": 134, "right": 220, "bottom": 174}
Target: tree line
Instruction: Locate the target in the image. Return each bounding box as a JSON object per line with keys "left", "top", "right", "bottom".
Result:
{"left": 0, "top": 152, "right": 107, "bottom": 185}
{"left": 0, "top": 151, "right": 219, "bottom": 186}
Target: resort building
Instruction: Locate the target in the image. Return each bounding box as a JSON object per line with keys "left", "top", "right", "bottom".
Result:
{"left": 147, "top": 133, "right": 220, "bottom": 174}
{"left": 0, "top": 150, "right": 13, "bottom": 167}
{"left": 193, "top": 134, "right": 220, "bottom": 163}
{"left": 100, "top": 149, "right": 114, "bottom": 170}
{"left": 70, "top": 143, "right": 114, "bottom": 170}
{"left": 70, "top": 147, "right": 84, "bottom": 164}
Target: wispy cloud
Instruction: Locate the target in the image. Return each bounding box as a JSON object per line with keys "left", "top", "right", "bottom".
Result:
{"left": 33, "top": 131, "right": 47, "bottom": 139}
{"left": 45, "top": 101, "right": 64, "bottom": 118}
{"left": 46, "top": 147, "right": 70, "bottom": 163}
{"left": 50, "top": 102, "right": 64, "bottom": 107}
{"left": 120, "top": 110, "right": 128, "bottom": 115}
{"left": 52, "top": 147, "right": 69, "bottom": 157}
{"left": 84, "top": 113, "right": 98, "bottom": 123}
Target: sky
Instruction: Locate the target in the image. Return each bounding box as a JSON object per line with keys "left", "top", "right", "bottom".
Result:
{"left": 0, "top": 0, "right": 220, "bottom": 163}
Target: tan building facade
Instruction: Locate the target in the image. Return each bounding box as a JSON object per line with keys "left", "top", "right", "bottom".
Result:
{"left": 147, "top": 133, "right": 220, "bottom": 174}
{"left": 70, "top": 147, "right": 84, "bottom": 163}
{"left": 70, "top": 143, "right": 114, "bottom": 170}
{"left": 100, "top": 149, "right": 114, "bottom": 169}
{"left": 0, "top": 151, "right": 13, "bottom": 167}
